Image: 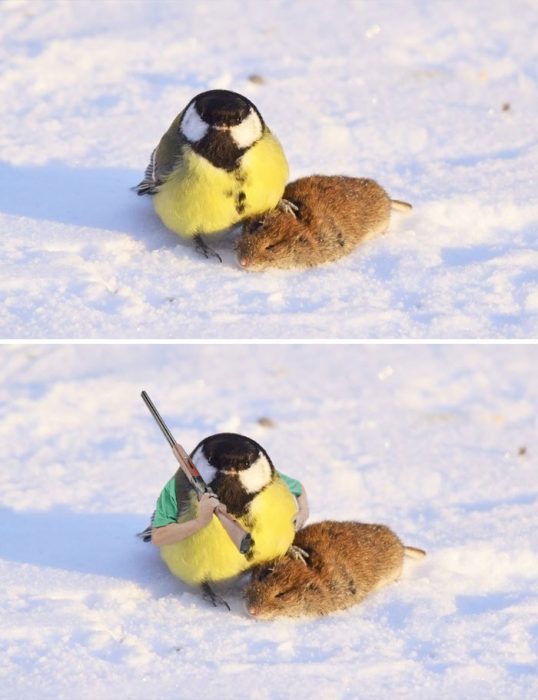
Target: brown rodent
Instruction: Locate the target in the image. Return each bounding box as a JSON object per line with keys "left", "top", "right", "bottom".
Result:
{"left": 245, "top": 520, "right": 425, "bottom": 619}
{"left": 236, "top": 176, "right": 412, "bottom": 270}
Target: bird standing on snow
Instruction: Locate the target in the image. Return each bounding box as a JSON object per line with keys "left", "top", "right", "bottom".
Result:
{"left": 134, "top": 89, "right": 289, "bottom": 260}
{"left": 142, "top": 433, "right": 307, "bottom": 608}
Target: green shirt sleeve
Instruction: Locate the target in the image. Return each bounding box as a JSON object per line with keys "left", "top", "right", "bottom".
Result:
{"left": 152, "top": 476, "right": 178, "bottom": 527}
{"left": 277, "top": 471, "right": 303, "bottom": 497}
{"left": 153, "top": 472, "right": 301, "bottom": 527}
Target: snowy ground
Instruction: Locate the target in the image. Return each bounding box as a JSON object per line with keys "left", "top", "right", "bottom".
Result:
{"left": 1, "top": 0, "right": 537, "bottom": 339}
{"left": 0, "top": 343, "right": 537, "bottom": 699}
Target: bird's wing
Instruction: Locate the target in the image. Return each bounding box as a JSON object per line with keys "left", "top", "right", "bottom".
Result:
{"left": 133, "top": 111, "right": 186, "bottom": 196}
{"left": 133, "top": 147, "right": 159, "bottom": 195}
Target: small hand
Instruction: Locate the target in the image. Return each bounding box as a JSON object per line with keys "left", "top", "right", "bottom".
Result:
{"left": 294, "top": 492, "right": 309, "bottom": 531}
{"left": 197, "top": 493, "right": 221, "bottom": 527}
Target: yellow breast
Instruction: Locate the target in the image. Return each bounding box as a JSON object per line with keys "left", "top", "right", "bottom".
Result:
{"left": 153, "top": 132, "right": 288, "bottom": 238}
{"left": 160, "top": 476, "right": 297, "bottom": 586}
{"left": 247, "top": 477, "right": 298, "bottom": 565}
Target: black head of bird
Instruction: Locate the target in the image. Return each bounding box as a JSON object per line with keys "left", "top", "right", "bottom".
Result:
{"left": 190, "top": 432, "right": 275, "bottom": 517}
{"left": 196, "top": 90, "right": 252, "bottom": 127}
{"left": 180, "top": 90, "right": 265, "bottom": 159}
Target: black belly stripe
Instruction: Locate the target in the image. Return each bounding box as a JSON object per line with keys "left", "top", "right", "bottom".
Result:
{"left": 235, "top": 190, "right": 247, "bottom": 215}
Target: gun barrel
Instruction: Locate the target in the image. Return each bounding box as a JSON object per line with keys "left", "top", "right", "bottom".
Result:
{"left": 141, "top": 390, "right": 255, "bottom": 556}
{"left": 141, "top": 390, "right": 176, "bottom": 449}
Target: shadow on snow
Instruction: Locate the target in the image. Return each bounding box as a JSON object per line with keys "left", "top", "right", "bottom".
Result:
{"left": 0, "top": 505, "right": 182, "bottom": 597}
{"left": 0, "top": 160, "right": 178, "bottom": 251}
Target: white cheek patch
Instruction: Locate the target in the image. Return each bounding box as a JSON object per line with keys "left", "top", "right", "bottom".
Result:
{"left": 191, "top": 448, "right": 217, "bottom": 484}
{"left": 230, "top": 109, "right": 263, "bottom": 149}
{"left": 238, "top": 454, "right": 272, "bottom": 494}
{"left": 181, "top": 103, "right": 209, "bottom": 142}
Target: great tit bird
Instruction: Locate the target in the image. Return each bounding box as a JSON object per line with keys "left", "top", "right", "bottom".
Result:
{"left": 135, "top": 89, "right": 289, "bottom": 260}
{"left": 145, "top": 433, "right": 298, "bottom": 606}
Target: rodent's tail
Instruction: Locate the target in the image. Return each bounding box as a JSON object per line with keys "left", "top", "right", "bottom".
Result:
{"left": 391, "top": 199, "right": 413, "bottom": 213}
{"left": 404, "top": 546, "right": 426, "bottom": 559}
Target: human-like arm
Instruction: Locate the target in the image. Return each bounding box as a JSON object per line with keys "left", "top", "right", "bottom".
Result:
{"left": 151, "top": 493, "right": 222, "bottom": 547}
{"left": 294, "top": 485, "right": 309, "bottom": 531}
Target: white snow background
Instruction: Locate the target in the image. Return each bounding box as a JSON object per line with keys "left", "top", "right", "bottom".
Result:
{"left": 0, "top": 343, "right": 537, "bottom": 699}
{"left": 1, "top": 0, "right": 537, "bottom": 339}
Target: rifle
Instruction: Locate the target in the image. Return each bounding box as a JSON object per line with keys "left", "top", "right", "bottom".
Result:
{"left": 141, "top": 391, "right": 253, "bottom": 555}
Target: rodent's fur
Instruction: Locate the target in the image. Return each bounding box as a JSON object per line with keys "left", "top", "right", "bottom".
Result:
{"left": 236, "top": 175, "right": 412, "bottom": 270}
{"left": 245, "top": 520, "right": 425, "bottom": 619}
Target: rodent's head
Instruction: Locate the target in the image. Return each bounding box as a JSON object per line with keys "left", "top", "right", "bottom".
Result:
{"left": 236, "top": 210, "right": 308, "bottom": 271}
{"left": 246, "top": 555, "right": 319, "bottom": 619}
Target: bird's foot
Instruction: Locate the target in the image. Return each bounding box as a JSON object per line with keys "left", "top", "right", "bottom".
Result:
{"left": 194, "top": 235, "right": 222, "bottom": 262}
{"left": 201, "top": 582, "right": 231, "bottom": 611}
{"left": 288, "top": 545, "right": 309, "bottom": 565}
{"left": 277, "top": 199, "right": 299, "bottom": 217}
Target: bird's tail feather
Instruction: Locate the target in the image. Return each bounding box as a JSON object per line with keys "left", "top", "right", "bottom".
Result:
{"left": 136, "top": 512, "right": 156, "bottom": 542}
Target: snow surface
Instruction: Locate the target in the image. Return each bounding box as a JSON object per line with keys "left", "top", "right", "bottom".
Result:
{"left": 1, "top": 0, "right": 537, "bottom": 339}
{"left": 1, "top": 343, "right": 537, "bottom": 699}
